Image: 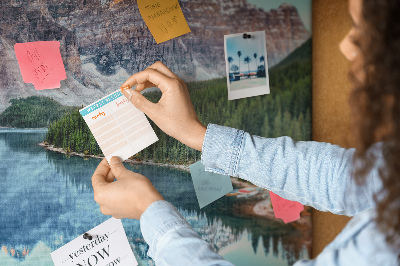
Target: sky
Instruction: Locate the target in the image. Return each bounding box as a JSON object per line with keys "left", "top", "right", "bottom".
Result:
{"left": 246, "top": 0, "right": 312, "bottom": 32}
{"left": 226, "top": 32, "right": 267, "bottom": 73}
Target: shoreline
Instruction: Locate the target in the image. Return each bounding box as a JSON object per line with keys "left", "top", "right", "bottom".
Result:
{"left": 0, "top": 126, "right": 48, "bottom": 130}
{"left": 38, "top": 142, "right": 190, "bottom": 172}
{"left": 38, "top": 142, "right": 311, "bottom": 232}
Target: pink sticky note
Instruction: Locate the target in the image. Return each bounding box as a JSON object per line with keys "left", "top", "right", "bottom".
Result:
{"left": 14, "top": 41, "right": 67, "bottom": 90}
{"left": 270, "top": 191, "right": 304, "bottom": 223}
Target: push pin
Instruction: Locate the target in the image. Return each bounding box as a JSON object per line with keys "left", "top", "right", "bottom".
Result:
{"left": 243, "top": 33, "right": 252, "bottom": 39}
{"left": 83, "top": 233, "right": 94, "bottom": 240}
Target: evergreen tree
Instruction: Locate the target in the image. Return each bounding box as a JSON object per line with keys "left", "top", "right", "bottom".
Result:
{"left": 272, "top": 111, "right": 282, "bottom": 138}
{"left": 42, "top": 40, "right": 312, "bottom": 164}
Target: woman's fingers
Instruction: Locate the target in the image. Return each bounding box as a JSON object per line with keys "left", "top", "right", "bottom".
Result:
{"left": 121, "top": 88, "right": 159, "bottom": 116}
{"left": 147, "top": 61, "right": 178, "bottom": 79}
{"left": 105, "top": 168, "right": 116, "bottom": 183}
{"left": 135, "top": 81, "right": 156, "bottom": 92}
{"left": 109, "top": 156, "right": 130, "bottom": 179}
{"left": 92, "top": 159, "right": 110, "bottom": 188}
{"left": 120, "top": 68, "right": 175, "bottom": 94}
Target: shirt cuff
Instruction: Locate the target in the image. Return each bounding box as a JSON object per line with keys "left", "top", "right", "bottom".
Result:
{"left": 140, "top": 200, "right": 191, "bottom": 260}
{"left": 201, "top": 124, "right": 245, "bottom": 176}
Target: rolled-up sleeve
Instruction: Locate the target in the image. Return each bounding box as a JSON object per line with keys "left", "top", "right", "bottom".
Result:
{"left": 201, "top": 124, "right": 383, "bottom": 216}
{"left": 140, "top": 200, "right": 234, "bottom": 266}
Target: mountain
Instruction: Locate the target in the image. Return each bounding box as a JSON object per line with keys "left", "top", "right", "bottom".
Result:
{"left": 0, "top": 0, "right": 310, "bottom": 112}
{"left": 272, "top": 37, "right": 312, "bottom": 69}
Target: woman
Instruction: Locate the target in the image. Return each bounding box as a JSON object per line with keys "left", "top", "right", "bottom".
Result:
{"left": 91, "top": 0, "right": 400, "bottom": 264}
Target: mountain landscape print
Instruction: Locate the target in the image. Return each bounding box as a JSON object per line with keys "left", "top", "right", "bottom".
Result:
{"left": 0, "top": 0, "right": 312, "bottom": 265}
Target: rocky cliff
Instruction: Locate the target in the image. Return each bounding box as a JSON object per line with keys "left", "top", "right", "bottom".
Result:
{"left": 0, "top": 0, "right": 310, "bottom": 112}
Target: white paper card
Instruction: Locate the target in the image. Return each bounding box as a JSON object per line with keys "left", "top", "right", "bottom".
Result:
{"left": 189, "top": 161, "right": 233, "bottom": 208}
{"left": 80, "top": 89, "right": 158, "bottom": 162}
{"left": 51, "top": 218, "right": 137, "bottom": 266}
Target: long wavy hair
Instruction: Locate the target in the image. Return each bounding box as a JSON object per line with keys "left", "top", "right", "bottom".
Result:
{"left": 349, "top": 0, "right": 400, "bottom": 253}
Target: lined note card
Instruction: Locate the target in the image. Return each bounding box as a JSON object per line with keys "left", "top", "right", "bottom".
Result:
{"left": 137, "top": 0, "right": 191, "bottom": 44}
{"left": 80, "top": 90, "right": 158, "bottom": 162}
{"left": 14, "top": 41, "right": 67, "bottom": 90}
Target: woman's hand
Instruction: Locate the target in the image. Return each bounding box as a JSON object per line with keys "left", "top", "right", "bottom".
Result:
{"left": 120, "top": 61, "right": 206, "bottom": 152}
{"left": 91, "top": 157, "right": 164, "bottom": 220}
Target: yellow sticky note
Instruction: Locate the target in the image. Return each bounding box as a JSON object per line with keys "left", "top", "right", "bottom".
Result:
{"left": 137, "top": 0, "right": 191, "bottom": 44}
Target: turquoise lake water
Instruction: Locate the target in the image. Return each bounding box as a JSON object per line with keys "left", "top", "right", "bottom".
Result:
{"left": 0, "top": 129, "right": 309, "bottom": 265}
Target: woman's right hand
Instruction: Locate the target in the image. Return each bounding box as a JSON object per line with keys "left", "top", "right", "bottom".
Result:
{"left": 120, "top": 61, "right": 207, "bottom": 151}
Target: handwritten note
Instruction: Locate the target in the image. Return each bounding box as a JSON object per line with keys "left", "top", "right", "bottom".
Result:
{"left": 14, "top": 41, "right": 67, "bottom": 90}
{"left": 270, "top": 192, "right": 304, "bottom": 224}
{"left": 80, "top": 89, "right": 158, "bottom": 162}
{"left": 51, "top": 218, "right": 137, "bottom": 266}
{"left": 137, "top": 0, "right": 191, "bottom": 44}
{"left": 189, "top": 161, "right": 233, "bottom": 209}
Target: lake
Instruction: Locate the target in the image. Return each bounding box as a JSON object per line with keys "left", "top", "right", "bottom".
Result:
{"left": 0, "top": 129, "right": 309, "bottom": 265}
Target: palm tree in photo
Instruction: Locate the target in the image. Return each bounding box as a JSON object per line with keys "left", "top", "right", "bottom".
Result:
{"left": 253, "top": 53, "right": 258, "bottom": 74}
{"left": 258, "top": 55, "right": 266, "bottom": 77}
{"left": 231, "top": 64, "right": 239, "bottom": 73}
{"left": 260, "top": 55, "right": 266, "bottom": 71}
{"left": 237, "top": 51, "right": 242, "bottom": 77}
{"left": 227, "top": 56, "right": 233, "bottom": 74}
{"left": 244, "top": 56, "right": 251, "bottom": 78}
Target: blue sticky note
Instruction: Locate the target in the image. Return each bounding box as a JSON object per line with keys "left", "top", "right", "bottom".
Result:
{"left": 189, "top": 161, "right": 233, "bottom": 209}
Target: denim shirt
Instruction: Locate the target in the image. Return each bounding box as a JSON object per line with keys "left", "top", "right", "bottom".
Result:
{"left": 140, "top": 124, "right": 399, "bottom": 265}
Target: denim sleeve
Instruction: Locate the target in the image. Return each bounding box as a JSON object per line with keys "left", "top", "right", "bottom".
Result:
{"left": 201, "top": 124, "right": 383, "bottom": 216}
{"left": 140, "top": 200, "right": 235, "bottom": 266}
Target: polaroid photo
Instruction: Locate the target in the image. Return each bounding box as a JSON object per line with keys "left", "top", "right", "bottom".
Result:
{"left": 224, "top": 30, "right": 270, "bottom": 100}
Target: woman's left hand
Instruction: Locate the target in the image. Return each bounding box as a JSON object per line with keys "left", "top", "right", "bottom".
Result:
{"left": 91, "top": 157, "right": 164, "bottom": 220}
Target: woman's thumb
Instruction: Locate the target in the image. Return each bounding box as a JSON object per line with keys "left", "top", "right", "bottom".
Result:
{"left": 109, "top": 156, "right": 128, "bottom": 178}
{"left": 122, "top": 88, "right": 154, "bottom": 115}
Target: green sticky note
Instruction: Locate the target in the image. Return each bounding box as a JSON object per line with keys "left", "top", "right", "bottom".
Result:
{"left": 189, "top": 161, "right": 233, "bottom": 209}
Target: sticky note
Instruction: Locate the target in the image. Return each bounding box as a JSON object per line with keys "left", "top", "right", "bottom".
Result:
{"left": 189, "top": 161, "right": 233, "bottom": 209}
{"left": 51, "top": 218, "right": 138, "bottom": 266}
{"left": 14, "top": 41, "right": 67, "bottom": 90}
{"left": 270, "top": 192, "right": 304, "bottom": 223}
{"left": 79, "top": 89, "right": 158, "bottom": 162}
{"left": 137, "top": 0, "right": 191, "bottom": 44}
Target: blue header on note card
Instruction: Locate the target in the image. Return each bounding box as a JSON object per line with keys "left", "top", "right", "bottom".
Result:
{"left": 80, "top": 91, "right": 123, "bottom": 116}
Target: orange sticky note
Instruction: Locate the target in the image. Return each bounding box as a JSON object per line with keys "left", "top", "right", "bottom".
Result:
{"left": 137, "top": 0, "right": 191, "bottom": 44}
{"left": 270, "top": 192, "right": 304, "bottom": 224}
{"left": 14, "top": 41, "right": 67, "bottom": 90}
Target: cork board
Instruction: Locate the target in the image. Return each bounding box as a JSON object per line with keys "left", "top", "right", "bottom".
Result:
{"left": 312, "top": 0, "right": 353, "bottom": 258}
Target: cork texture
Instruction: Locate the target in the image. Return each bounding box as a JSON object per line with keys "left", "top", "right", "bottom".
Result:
{"left": 311, "top": 0, "right": 353, "bottom": 258}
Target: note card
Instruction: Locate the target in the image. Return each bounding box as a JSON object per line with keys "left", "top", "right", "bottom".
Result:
{"left": 137, "top": 0, "right": 191, "bottom": 44}
{"left": 80, "top": 89, "right": 158, "bottom": 162}
{"left": 189, "top": 161, "right": 233, "bottom": 209}
{"left": 51, "top": 218, "right": 137, "bottom": 266}
{"left": 270, "top": 192, "right": 304, "bottom": 224}
{"left": 14, "top": 41, "right": 67, "bottom": 90}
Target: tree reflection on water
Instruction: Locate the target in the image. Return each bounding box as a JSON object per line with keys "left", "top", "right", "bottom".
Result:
{"left": 45, "top": 149, "right": 311, "bottom": 265}
{"left": 0, "top": 130, "right": 310, "bottom": 265}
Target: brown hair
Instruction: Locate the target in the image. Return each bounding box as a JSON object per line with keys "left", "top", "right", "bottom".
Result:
{"left": 350, "top": 0, "right": 400, "bottom": 252}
